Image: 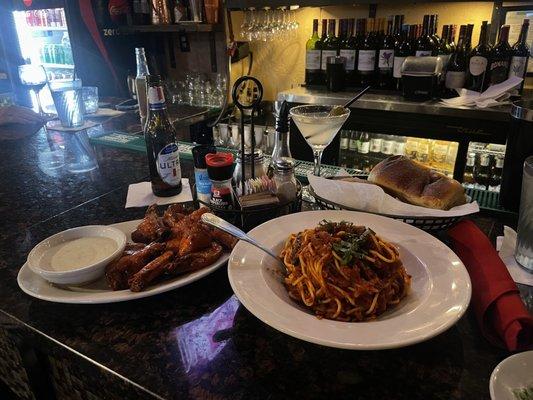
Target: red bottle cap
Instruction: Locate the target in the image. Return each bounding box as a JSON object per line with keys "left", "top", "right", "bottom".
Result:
{"left": 205, "top": 152, "right": 234, "bottom": 167}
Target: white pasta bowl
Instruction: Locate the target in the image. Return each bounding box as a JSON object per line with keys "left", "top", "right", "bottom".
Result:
{"left": 26, "top": 225, "right": 127, "bottom": 285}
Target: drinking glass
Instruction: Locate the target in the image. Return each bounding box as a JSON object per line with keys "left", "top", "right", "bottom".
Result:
{"left": 515, "top": 156, "right": 533, "bottom": 271}
{"left": 18, "top": 65, "right": 48, "bottom": 116}
{"left": 49, "top": 79, "right": 85, "bottom": 127}
{"left": 290, "top": 105, "right": 350, "bottom": 176}
{"left": 82, "top": 86, "right": 99, "bottom": 114}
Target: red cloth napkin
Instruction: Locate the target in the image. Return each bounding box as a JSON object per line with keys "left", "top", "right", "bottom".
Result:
{"left": 448, "top": 220, "right": 533, "bottom": 351}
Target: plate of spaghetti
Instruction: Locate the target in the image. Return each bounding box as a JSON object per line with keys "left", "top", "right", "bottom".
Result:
{"left": 228, "top": 210, "right": 471, "bottom": 350}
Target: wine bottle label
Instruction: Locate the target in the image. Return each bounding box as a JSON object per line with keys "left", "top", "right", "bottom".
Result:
{"left": 306, "top": 50, "right": 321, "bottom": 71}
{"left": 508, "top": 56, "right": 528, "bottom": 79}
{"left": 359, "top": 141, "right": 370, "bottom": 154}
{"left": 445, "top": 71, "right": 466, "bottom": 89}
{"left": 496, "top": 158, "right": 504, "bottom": 168}
{"left": 349, "top": 138, "right": 358, "bottom": 151}
{"left": 392, "top": 141, "right": 405, "bottom": 155}
{"left": 489, "top": 60, "right": 510, "bottom": 85}
{"left": 157, "top": 143, "right": 181, "bottom": 186}
{"left": 393, "top": 56, "right": 406, "bottom": 78}
{"left": 378, "top": 49, "right": 394, "bottom": 69}
{"left": 415, "top": 50, "right": 432, "bottom": 57}
{"left": 321, "top": 50, "right": 337, "bottom": 71}
{"left": 369, "top": 138, "right": 382, "bottom": 153}
{"left": 147, "top": 85, "right": 166, "bottom": 109}
{"left": 339, "top": 49, "right": 356, "bottom": 71}
{"left": 381, "top": 140, "right": 394, "bottom": 155}
{"left": 469, "top": 56, "right": 488, "bottom": 76}
{"left": 357, "top": 50, "right": 376, "bottom": 72}
{"left": 340, "top": 137, "right": 349, "bottom": 150}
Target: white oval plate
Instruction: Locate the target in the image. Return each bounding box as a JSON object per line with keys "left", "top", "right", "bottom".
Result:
{"left": 490, "top": 351, "right": 533, "bottom": 400}
{"left": 228, "top": 210, "right": 472, "bottom": 350}
{"left": 18, "top": 219, "right": 229, "bottom": 304}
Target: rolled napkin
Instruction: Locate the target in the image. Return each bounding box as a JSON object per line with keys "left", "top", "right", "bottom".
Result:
{"left": 448, "top": 220, "right": 533, "bottom": 351}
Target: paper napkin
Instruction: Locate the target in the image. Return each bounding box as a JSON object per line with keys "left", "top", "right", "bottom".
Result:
{"left": 497, "top": 226, "right": 533, "bottom": 287}
{"left": 126, "top": 179, "right": 193, "bottom": 208}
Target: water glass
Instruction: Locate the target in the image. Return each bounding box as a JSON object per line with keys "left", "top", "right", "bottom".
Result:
{"left": 82, "top": 86, "right": 99, "bottom": 114}
{"left": 515, "top": 156, "right": 533, "bottom": 271}
{"left": 50, "top": 79, "right": 85, "bottom": 127}
{"left": 230, "top": 124, "right": 240, "bottom": 149}
{"left": 218, "top": 123, "right": 229, "bottom": 146}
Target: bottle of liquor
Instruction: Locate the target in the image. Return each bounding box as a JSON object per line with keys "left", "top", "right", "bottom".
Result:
{"left": 133, "top": 0, "right": 151, "bottom": 24}
{"left": 445, "top": 25, "right": 467, "bottom": 91}
{"left": 339, "top": 131, "right": 349, "bottom": 168}
{"left": 321, "top": 19, "right": 339, "bottom": 79}
{"left": 378, "top": 17, "right": 395, "bottom": 89}
{"left": 318, "top": 19, "right": 327, "bottom": 84}
{"left": 305, "top": 19, "right": 322, "bottom": 86}
{"left": 144, "top": 75, "right": 182, "bottom": 196}
{"left": 358, "top": 131, "right": 370, "bottom": 154}
{"left": 381, "top": 135, "right": 395, "bottom": 155}
{"left": 393, "top": 25, "right": 412, "bottom": 90}
{"left": 474, "top": 153, "right": 490, "bottom": 190}
{"left": 135, "top": 47, "right": 150, "bottom": 127}
{"left": 489, "top": 156, "right": 504, "bottom": 191}
{"left": 415, "top": 15, "right": 436, "bottom": 56}
{"left": 463, "top": 153, "right": 476, "bottom": 188}
{"left": 467, "top": 21, "right": 491, "bottom": 92}
{"left": 349, "top": 130, "right": 358, "bottom": 154}
{"left": 488, "top": 25, "right": 512, "bottom": 86}
{"left": 358, "top": 18, "right": 377, "bottom": 87}
{"left": 341, "top": 18, "right": 357, "bottom": 86}
{"left": 508, "top": 19, "right": 530, "bottom": 93}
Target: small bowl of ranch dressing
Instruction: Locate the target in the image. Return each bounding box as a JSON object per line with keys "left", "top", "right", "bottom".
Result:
{"left": 27, "top": 226, "right": 127, "bottom": 285}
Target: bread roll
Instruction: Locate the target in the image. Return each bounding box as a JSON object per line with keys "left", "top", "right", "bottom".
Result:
{"left": 368, "top": 155, "right": 467, "bottom": 210}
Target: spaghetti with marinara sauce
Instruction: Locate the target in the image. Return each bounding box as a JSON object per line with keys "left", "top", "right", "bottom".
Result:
{"left": 281, "top": 220, "right": 411, "bottom": 322}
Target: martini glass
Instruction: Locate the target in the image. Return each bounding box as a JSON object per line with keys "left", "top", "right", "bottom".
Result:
{"left": 290, "top": 105, "right": 350, "bottom": 176}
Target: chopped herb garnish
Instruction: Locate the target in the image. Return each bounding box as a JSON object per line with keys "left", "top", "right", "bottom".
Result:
{"left": 513, "top": 387, "right": 533, "bottom": 400}
{"left": 332, "top": 228, "right": 373, "bottom": 265}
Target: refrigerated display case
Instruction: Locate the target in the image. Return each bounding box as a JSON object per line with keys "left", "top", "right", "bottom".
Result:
{"left": 11, "top": 7, "right": 74, "bottom": 112}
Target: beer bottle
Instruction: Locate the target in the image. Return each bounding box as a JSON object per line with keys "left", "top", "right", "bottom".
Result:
{"left": 144, "top": 75, "right": 182, "bottom": 196}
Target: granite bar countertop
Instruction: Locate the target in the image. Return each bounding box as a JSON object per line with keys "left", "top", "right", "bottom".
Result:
{"left": 0, "top": 113, "right": 530, "bottom": 399}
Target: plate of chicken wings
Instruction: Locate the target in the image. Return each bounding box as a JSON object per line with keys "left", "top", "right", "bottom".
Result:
{"left": 17, "top": 205, "right": 237, "bottom": 304}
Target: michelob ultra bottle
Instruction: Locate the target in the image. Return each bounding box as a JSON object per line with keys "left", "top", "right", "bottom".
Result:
{"left": 144, "top": 75, "right": 182, "bottom": 196}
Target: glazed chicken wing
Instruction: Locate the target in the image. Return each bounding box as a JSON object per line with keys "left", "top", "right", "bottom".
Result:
{"left": 105, "top": 242, "right": 165, "bottom": 290}
{"left": 131, "top": 204, "right": 168, "bottom": 244}
{"left": 162, "top": 204, "right": 187, "bottom": 227}
{"left": 166, "top": 242, "right": 223, "bottom": 276}
{"left": 128, "top": 250, "right": 175, "bottom": 292}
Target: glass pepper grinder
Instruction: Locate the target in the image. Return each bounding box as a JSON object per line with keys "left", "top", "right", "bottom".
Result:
{"left": 271, "top": 100, "right": 292, "bottom": 166}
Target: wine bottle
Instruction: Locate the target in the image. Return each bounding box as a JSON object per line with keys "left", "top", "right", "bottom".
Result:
{"left": 508, "top": 19, "right": 530, "bottom": 93}
{"left": 321, "top": 19, "right": 339, "bottom": 72}
{"left": 465, "top": 24, "right": 474, "bottom": 53}
{"left": 318, "top": 19, "right": 327, "bottom": 83}
{"left": 438, "top": 25, "right": 452, "bottom": 68}
{"left": 358, "top": 18, "right": 377, "bottom": 87}
{"left": 341, "top": 18, "right": 357, "bottom": 86}
{"left": 431, "top": 14, "right": 440, "bottom": 43}
{"left": 448, "top": 25, "right": 457, "bottom": 53}
{"left": 467, "top": 21, "right": 491, "bottom": 92}
{"left": 488, "top": 25, "right": 512, "bottom": 86}
{"left": 378, "top": 16, "right": 395, "bottom": 89}
{"left": 445, "top": 25, "right": 467, "bottom": 91}
{"left": 305, "top": 19, "right": 322, "bottom": 86}
{"left": 393, "top": 24, "right": 412, "bottom": 90}
{"left": 415, "top": 15, "right": 436, "bottom": 56}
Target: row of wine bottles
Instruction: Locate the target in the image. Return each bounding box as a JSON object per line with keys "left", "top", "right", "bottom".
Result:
{"left": 305, "top": 15, "right": 530, "bottom": 93}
